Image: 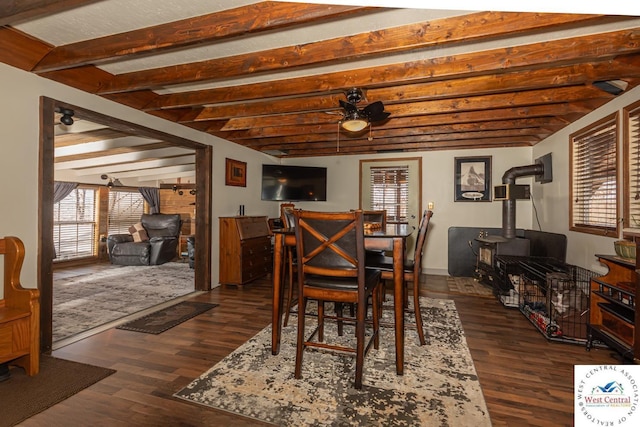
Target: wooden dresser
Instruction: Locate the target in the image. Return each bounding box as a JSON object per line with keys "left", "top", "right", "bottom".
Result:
{"left": 219, "top": 216, "right": 272, "bottom": 286}
{"left": 587, "top": 253, "right": 639, "bottom": 362}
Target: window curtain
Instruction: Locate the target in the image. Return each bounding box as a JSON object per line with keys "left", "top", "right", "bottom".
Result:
{"left": 52, "top": 181, "right": 78, "bottom": 259}
{"left": 54, "top": 181, "right": 78, "bottom": 203}
{"left": 138, "top": 187, "right": 160, "bottom": 214}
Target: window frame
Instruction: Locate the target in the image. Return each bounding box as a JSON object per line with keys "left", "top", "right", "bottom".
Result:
{"left": 53, "top": 185, "right": 98, "bottom": 261}
{"left": 569, "top": 112, "right": 619, "bottom": 237}
{"left": 368, "top": 165, "right": 410, "bottom": 224}
{"left": 623, "top": 99, "right": 640, "bottom": 230}
{"left": 107, "top": 188, "right": 147, "bottom": 236}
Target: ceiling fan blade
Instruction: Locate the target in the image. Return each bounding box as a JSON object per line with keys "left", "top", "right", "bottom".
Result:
{"left": 364, "top": 101, "right": 390, "bottom": 122}
{"left": 339, "top": 100, "right": 358, "bottom": 114}
{"left": 370, "top": 111, "right": 391, "bottom": 122}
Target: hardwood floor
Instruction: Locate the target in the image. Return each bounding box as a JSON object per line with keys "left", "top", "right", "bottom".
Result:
{"left": 20, "top": 275, "right": 617, "bottom": 426}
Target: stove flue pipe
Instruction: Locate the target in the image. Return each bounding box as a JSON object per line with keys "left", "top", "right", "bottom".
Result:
{"left": 502, "top": 164, "right": 544, "bottom": 239}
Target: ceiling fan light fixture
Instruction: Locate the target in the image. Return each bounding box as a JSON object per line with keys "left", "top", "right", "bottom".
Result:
{"left": 341, "top": 111, "right": 369, "bottom": 132}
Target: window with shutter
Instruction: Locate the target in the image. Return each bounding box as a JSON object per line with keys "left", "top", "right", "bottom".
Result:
{"left": 369, "top": 166, "right": 409, "bottom": 223}
{"left": 570, "top": 113, "right": 619, "bottom": 236}
{"left": 53, "top": 187, "right": 97, "bottom": 260}
{"left": 624, "top": 100, "right": 640, "bottom": 230}
{"left": 108, "top": 189, "right": 145, "bottom": 235}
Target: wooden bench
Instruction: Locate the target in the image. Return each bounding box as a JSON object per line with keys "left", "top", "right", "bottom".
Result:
{"left": 0, "top": 236, "right": 40, "bottom": 376}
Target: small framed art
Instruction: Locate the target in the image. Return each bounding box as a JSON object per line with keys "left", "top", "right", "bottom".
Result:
{"left": 454, "top": 156, "right": 491, "bottom": 202}
{"left": 225, "top": 158, "right": 247, "bottom": 187}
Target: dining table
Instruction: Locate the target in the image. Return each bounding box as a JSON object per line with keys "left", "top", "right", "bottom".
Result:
{"left": 271, "top": 223, "right": 412, "bottom": 375}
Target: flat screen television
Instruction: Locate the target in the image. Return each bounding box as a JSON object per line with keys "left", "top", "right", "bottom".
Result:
{"left": 261, "top": 164, "right": 327, "bottom": 201}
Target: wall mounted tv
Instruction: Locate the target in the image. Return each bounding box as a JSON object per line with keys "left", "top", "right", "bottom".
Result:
{"left": 261, "top": 164, "right": 327, "bottom": 201}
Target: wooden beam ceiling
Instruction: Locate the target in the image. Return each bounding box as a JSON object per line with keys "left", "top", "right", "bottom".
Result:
{"left": 1, "top": 1, "right": 639, "bottom": 167}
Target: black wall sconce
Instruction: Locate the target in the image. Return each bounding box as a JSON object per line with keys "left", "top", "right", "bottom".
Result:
{"left": 57, "top": 107, "right": 75, "bottom": 125}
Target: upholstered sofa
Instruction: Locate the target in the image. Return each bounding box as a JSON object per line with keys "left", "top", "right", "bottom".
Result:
{"left": 107, "top": 214, "right": 181, "bottom": 266}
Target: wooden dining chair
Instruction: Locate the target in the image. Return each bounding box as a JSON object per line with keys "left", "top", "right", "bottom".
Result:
{"left": 293, "top": 209, "right": 382, "bottom": 389}
{"left": 280, "top": 203, "right": 297, "bottom": 327}
{"left": 367, "top": 210, "right": 433, "bottom": 345}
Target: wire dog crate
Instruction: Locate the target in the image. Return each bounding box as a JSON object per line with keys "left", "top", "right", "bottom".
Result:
{"left": 517, "top": 260, "right": 598, "bottom": 344}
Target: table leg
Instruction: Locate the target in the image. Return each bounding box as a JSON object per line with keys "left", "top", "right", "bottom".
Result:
{"left": 393, "top": 237, "right": 405, "bottom": 375}
{"left": 272, "top": 233, "right": 284, "bottom": 355}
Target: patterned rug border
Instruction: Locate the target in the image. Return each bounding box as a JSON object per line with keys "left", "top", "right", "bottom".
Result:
{"left": 174, "top": 297, "right": 491, "bottom": 426}
{"left": 116, "top": 301, "right": 218, "bottom": 334}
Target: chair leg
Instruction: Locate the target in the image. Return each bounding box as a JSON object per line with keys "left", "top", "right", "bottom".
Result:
{"left": 335, "top": 302, "right": 344, "bottom": 336}
{"left": 354, "top": 299, "right": 367, "bottom": 389}
{"left": 412, "top": 278, "right": 426, "bottom": 345}
{"left": 318, "top": 300, "right": 325, "bottom": 342}
{"left": 295, "top": 297, "right": 308, "bottom": 379}
{"left": 372, "top": 286, "right": 380, "bottom": 350}
{"left": 283, "top": 248, "right": 295, "bottom": 327}
{"left": 378, "top": 281, "right": 385, "bottom": 318}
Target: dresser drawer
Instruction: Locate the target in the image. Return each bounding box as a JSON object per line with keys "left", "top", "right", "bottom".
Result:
{"left": 241, "top": 238, "right": 271, "bottom": 256}
{"left": 243, "top": 264, "right": 271, "bottom": 282}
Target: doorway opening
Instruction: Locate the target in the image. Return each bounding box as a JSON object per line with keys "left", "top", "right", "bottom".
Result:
{"left": 39, "top": 97, "right": 212, "bottom": 352}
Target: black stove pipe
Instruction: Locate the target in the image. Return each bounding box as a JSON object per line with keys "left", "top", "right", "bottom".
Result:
{"left": 502, "top": 164, "right": 544, "bottom": 239}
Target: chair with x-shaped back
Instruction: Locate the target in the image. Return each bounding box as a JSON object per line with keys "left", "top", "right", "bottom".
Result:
{"left": 293, "top": 209, "right": 382, "bottom": 389}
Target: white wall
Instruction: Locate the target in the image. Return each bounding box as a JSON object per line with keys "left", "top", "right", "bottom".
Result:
{"left": 0, "top": 62, "right": 274, "bottom": 295}
{"left": 284, "top": 146, "right": 534, "bottom": 274}
{"left": 532, "top": 84, "right": 640, "bottom": 273}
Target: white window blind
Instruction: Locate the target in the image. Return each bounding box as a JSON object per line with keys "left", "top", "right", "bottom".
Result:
{"left": 625, "top": 100, "right": 640, "bottom": 229}
{"left": 108, "top": 190, "right": 145, "bottom": 235}
{"left": 53, "top": 187, "right": 97, "bottom": 260}
{"left": 570, "top": 113, "right": 619, "bottom": 236}
{"left": 370, "top": 166, "right": 409, "bottom": 223}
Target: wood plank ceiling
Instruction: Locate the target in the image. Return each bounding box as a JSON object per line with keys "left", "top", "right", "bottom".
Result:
{"left": 2, "top": 1, "right": 640, "bottom": 182}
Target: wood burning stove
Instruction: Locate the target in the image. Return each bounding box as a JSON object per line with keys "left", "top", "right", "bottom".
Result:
{"left": 475, "top": 233, "right": 530, "bottom": 290}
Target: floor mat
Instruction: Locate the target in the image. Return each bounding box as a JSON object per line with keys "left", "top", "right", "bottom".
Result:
{"left": 116, "top": 301, "right": 217, "bottom": 334}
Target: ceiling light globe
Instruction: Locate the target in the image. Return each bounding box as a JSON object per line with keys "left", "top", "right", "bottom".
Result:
{"left": 341, "top": 119, "right": 369, "bottom": 132}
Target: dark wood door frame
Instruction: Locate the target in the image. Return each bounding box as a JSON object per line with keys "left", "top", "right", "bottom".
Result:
{"left": 38, "top": 96, "right": 213, "bottom": 352}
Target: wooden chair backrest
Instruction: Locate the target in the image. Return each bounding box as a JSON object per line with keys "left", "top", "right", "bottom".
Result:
{"left": 280, "top": 203, "right": 296, "bottom": 228}
{"left": 293, "top": 210, "right": 364, "bottom": 279}
{"left": 412, "top": 210, "right": 434, "bottom": 275}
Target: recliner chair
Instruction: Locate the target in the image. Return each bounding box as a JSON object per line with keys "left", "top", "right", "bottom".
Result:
{"left": 186, "top": 235, "right": 195, "bottom": 269}
{"left": 107, "top": 214, "right": 182, "bottom": 266}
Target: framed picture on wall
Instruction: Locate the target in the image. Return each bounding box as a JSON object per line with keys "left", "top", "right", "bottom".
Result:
{"left": 454, "top": 156, "right": 491, "bottom": 202}
{"left": 225, "top": 158, "right": 247, "bottom": 187}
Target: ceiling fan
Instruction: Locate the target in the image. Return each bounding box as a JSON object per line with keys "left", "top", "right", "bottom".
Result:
{"left": 339, "top": 88, "right": 390, "bottom": 132}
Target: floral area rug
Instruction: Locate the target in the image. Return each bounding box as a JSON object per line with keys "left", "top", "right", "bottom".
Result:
{"left": 53, "top": 262, "right": 194, "bottom": 342}
{"left": 175, "top": 297, "right": 492, "bottom": 426}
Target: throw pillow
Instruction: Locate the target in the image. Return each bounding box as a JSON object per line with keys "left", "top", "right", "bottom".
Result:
{"left": 129, "top": 222, "right": 149, "bottom": 242}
